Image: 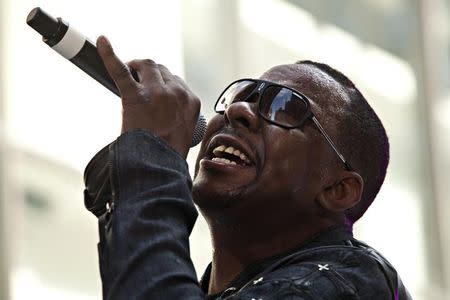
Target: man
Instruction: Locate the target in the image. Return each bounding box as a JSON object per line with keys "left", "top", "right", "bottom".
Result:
{"left": 83, "top": 36, "right": 412, "bottom": 299}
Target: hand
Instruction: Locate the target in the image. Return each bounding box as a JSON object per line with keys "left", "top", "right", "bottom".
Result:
{"left": 96, "top": 35, "right": 201, "bottom": 158}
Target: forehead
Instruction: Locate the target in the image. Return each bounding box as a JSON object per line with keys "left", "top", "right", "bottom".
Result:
{"left": 259, "top": 63, "right": 348, "bottom": 113}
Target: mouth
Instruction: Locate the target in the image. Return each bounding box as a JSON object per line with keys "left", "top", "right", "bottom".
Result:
{"left": 202, "top": 134, "right": 256, "bottom": 168}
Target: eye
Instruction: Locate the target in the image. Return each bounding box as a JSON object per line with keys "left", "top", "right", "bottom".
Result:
{"left": 232, "top": 90, "right": 249, "bottom": 103}
{"left": 261, "top": 88, "right": 308, "bottom": 126}
{"left": 216, "top": 81, "right": 258, "bottom": 112}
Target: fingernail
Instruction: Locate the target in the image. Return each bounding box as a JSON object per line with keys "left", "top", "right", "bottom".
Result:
{"left": 99, "top": 35, "right": 112, "bottom": 49}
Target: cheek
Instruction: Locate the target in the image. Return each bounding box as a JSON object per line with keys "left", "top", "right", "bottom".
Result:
{"left": 259, "top": 128, "right": 317, "bottom": 195}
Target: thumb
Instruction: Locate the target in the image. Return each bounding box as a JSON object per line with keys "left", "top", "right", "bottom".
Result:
{"left": 97, "top": 35, "right": 136, "bottom": 96}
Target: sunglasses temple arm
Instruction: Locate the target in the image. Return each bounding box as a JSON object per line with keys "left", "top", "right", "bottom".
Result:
{"left": 311, "top": 116, "right": 353, "bottom": 171}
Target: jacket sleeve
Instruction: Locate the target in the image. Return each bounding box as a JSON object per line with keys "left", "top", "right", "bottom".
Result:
{"left": 84, "top": 129, "right": 205, "bottom": 300}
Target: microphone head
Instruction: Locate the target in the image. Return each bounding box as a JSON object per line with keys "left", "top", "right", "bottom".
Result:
{"left": 191, "top": 114, "right": 207, "bottom": 147}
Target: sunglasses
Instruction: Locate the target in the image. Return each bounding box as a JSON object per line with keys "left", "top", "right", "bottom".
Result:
{"left": 214, "top": 78, "right": 353, "bottom": 171}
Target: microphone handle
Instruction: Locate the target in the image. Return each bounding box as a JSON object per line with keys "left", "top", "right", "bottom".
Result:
{"left": 26, "top": 7, "right": 206, "bottom": 146}
{"left": 66, "top": 33, "right": 120, "bottom": 97}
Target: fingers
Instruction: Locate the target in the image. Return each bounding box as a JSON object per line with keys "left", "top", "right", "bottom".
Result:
{"left": 97, "top": 36, "right": 136, "bottom": 97}
{"left": 157, "top": 64, "right": 175, "bottom": 83}
{"left": 127, "top": 59, "right": 164, "bottom": 86}
{"left": 128, "top": 60, "right": 188, "bottom": 94}
{"left": 158, "top": 64, "right": 192, "bottom": 91}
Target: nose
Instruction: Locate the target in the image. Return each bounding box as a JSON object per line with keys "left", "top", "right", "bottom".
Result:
{"left": 223, "top": 99, "right": 260, "bottom": 132}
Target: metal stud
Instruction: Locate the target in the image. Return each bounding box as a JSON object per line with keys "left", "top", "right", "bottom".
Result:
{"left": 253, "top": 277, "right": 263, "bottom": 285}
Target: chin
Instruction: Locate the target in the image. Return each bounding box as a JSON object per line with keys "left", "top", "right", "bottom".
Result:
{"left": 192, "top": 178, "right": 246, "bottom": 212}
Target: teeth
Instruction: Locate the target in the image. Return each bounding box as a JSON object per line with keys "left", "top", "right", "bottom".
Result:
{"left": 212, "top": 157, "right": 236, "bottom": 165}
{"left": 241, "top": 154, "right": 251, "bottom": 164}
{"left": 224, "top": 146, "right": 235, "bottom": 154}
{"left": 213, "top": 145, "right": 226, "bottom": 156}
{"left": 211, "top": 144, "right": 252, "bottom": 164}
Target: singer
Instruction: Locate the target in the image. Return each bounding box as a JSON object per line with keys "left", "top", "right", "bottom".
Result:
{"left": 84, "top": 36, "right": 411, "bottom": 299}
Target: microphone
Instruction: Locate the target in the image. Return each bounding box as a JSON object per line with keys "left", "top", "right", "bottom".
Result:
{"left": 26, "top": 7, "right": 206, "bottom": 147}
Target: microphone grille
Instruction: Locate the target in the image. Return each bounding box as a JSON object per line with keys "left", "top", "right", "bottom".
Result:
{"left": 191, "top": 114, "right": 207, "bottom": 147}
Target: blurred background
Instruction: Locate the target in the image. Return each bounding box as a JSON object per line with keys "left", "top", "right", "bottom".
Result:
{"left": 0, "top": 0, "right": 449, "bottom": 299}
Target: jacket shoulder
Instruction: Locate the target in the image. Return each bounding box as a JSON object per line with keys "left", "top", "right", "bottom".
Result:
{"left": 226, "top": 243, "right": 409, "bottom": 300}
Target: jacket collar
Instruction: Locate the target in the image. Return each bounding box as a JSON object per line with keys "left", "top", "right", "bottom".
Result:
{"left": 200, "top": 224, "right": 353, "bottom": 297}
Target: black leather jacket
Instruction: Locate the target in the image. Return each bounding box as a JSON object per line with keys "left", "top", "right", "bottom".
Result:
{"left": 84, "top": 130, "right": 412, "bottom": 299}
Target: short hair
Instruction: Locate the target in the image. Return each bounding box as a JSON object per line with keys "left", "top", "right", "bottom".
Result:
{"left": 297, "top": 60, "right": 390, "bottom": 224}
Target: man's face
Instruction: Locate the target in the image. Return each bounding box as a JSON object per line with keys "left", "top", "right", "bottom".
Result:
{"left": 192, "top": 64, "right": 338, "bottom": 222}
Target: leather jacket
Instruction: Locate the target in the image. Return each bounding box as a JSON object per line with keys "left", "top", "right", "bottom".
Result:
{"left": 84, "top": 130, "right": 412, "bottom": 299}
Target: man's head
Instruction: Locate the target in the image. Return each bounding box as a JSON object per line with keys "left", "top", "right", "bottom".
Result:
{"left": 192, "top": 61, "right": 389, "bottom": 232}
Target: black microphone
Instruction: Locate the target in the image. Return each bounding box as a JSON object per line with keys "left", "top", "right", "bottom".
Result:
{"left": 26, "top": 7, "right": 206, "bottom": 147}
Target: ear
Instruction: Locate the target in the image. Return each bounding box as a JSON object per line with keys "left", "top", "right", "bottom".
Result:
{"left": 316, "top": 172, "right": 364, "bottom": 213}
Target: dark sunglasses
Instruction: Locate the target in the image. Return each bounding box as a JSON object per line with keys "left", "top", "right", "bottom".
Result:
{"left": 214, "top": 78, "right": 353, "bottom": 171}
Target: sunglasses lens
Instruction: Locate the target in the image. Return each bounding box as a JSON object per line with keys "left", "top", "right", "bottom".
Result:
{"left": 215, "top": 80, "right": 257, "bottom": 112}
{"left": 260, "top": 86, "right": 308, "bottom": 127}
